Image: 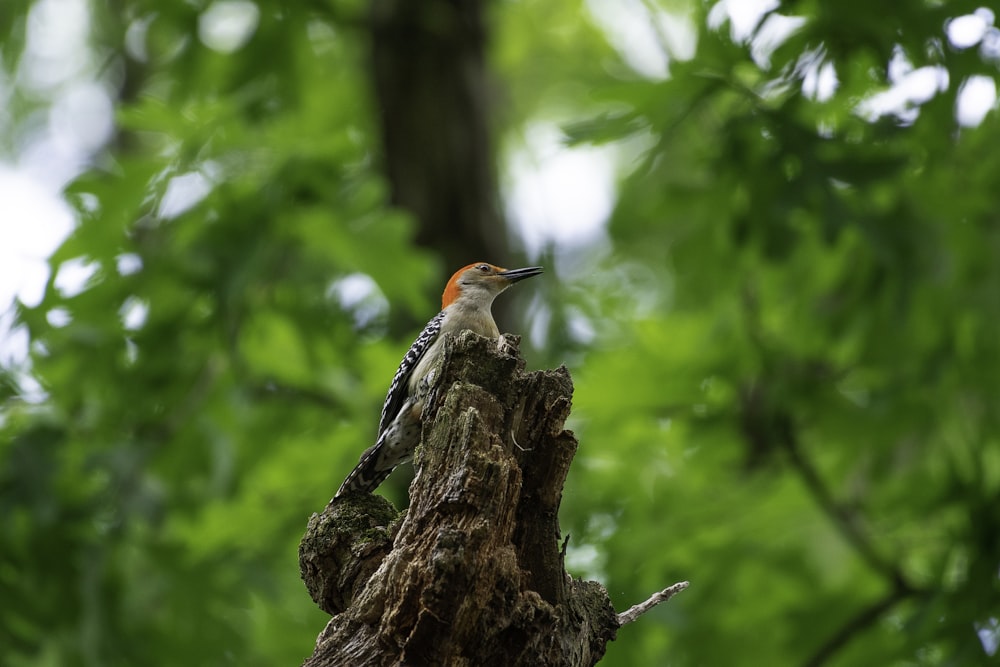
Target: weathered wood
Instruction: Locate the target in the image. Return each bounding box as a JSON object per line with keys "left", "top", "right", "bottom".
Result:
{"left": 299, "top": 331, "right": 619, "bottom": 666}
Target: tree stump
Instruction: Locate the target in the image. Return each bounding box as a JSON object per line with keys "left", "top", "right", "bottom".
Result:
{"left": 298, "top": 331, "right": 619, "bottom": 665}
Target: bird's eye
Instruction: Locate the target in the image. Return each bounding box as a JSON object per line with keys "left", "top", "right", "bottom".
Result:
{"left": 477, "top": 264, "right": 491, "bottom": 273}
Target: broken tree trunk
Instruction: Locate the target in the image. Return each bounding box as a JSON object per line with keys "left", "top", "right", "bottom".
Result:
{"left": 298, "top": 331, "right": 618, "bottom": 665}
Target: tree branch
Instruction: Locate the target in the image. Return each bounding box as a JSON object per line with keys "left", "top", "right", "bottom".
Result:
{"left": 800, "top": 582, "right": 914, "bottom": 667}
{"left": 771, "top": 413, "right": 919, "bottom": 666}
{"left": 777, "top": 415, "right": 902, "bottom": 583}
{"left": 617, "top": 581, "right": 690, "bottom": 627}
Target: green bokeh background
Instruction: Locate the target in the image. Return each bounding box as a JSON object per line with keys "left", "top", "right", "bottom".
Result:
{"left": 2, "top": 1, "right": 999, "bottom": 665}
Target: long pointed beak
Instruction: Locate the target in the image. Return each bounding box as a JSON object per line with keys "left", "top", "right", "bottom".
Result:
{"left": 499, "top": 266, "right": 544, "bottom": 283}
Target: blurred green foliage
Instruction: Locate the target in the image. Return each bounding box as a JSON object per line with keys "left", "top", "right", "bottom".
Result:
{"left": 2, "top": 0, "right": 999, "bottom": 665}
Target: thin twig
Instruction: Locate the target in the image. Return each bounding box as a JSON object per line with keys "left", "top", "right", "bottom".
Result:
{"left": 772, "top": 412, "right": 920, "bottom": 665}
{"left": 777, "top": 417, "right": 899, "bottom": 581}
{"left": 617, "top": 581, "right": 690, "bottom": 626}
{"left": 801, "top": 583, "right": 914, "bottom": 667}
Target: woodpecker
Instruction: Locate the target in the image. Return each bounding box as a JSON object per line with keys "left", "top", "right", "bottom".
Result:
{"left": 335, "top": 262, "right": 543, "bottom": 497}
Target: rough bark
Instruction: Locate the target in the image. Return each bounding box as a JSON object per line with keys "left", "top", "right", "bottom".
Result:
{"left": 299, "top": 331, "right": 618, "bottom": 666}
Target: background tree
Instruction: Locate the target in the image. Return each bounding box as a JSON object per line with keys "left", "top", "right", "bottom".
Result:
{"left": 1, "top": 1, "right": 999, "bottom": 666}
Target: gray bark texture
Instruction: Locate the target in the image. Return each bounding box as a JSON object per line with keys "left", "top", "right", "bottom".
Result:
{"left": 298, "top": 331, "right": 619, "bottom": 666}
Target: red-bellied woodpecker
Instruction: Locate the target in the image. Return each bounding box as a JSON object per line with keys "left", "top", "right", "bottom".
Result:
{"left": 335, "top": 262, "right": 543, "bottom": 497}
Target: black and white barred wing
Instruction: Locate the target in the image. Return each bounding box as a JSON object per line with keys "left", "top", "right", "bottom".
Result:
{"left": 334, "top": 310, "right": 445, "bottom": 497}
{"left": 375, "top": 310, "right": 444, "bottom": 438}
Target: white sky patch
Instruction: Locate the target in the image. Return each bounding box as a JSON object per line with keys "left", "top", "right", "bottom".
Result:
{"left": 49, "top": 82, "right": 115, "bottom": 155}
{"left": 21, "top": 0, "right": 91, "bottom": 92}
{"left": 199, "top": 0, "right": 260, "bottom": 54}
{"left": 0, "top": 0, "right": 103, "bottom": 365}
{"left": 565, "top": 306, "right": 596, "bottom": 344}
{"left": 158, "top": 168, "right": 216, "bottom": 219}
{"left": 585, "top": 0, "right": 697, "bottom": 78}
{"left": 0, "top": 166, "right": 76, "bottom": 310}
{"left": 120, "top": 296, "right": 149, "bottom": 331}
{"left": 750, "top": 13, "right": 807, "bottom": 69}
{"left": 505, "top": 124, "right": 615, "bottom": 257}
{"left": 657, "top": 11, "right": 698, "bottom": 62}
{"left": 18, "top": 133, "right": 89, "bottom": 191}
{"left": 0, "top": 169, "right": 75, "bottom": 368}
{"left": 706, "top": 0, "right": 805, "bottom": 69}
{"left": 327, "top": 273, "right": 388, "bottom": 329}
{"left": 54, "top": 257, "right": 99, "bottom": 297}
{"left": 0, "top": 0, "right": 100, "bottom": 365}
{"left": 947, "top": 10, "right": 993, "bottom": 49}
{"left": 0, "top": 311, "right": 28, "bottom": 366}
{"left": 708, "top": 0, "right": 778, "bottom": 43}
{"left": 125, "top": 14, "right": 154, "bottom": 63}
{"left": 858, "top": 47, "right": 950, "bottom": 122}
{"left": 983, "top": 27, "right": 1000, "bottom": 61}
{"left": 802, "top": 56, "right": 838, "bottom": 102}
{"left": 956, "top": 75, "right": 997, "bottom": 127}
{"left": 978, "top": 617, "right": 1000, "bottom": 656}
{"left": 527, "top": 296, "right": 552, "bottom": 351}
{"left": 46, "top": 306, "right": 72, "bottom": 327}
{"left": 116, "top": 253, "right": 144, "bottom": 276}
{"left": 886, "top": 47, "right": 913, "bottom": 82}
{"left": 564, "top": 542, "right": 605, "bottom": 582}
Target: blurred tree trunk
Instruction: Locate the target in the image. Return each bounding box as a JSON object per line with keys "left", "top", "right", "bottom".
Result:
{"left": 369, "top": 0, "right": 509, "bottom": 270}
{"left": 299, "top": 332, "right": 618, "bottom": 665}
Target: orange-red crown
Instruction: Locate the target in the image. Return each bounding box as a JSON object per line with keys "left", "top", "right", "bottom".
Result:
{"left": 440, "top": 262, "right": 543, "bottom": 309}
{"left": 441, "top": 262, "right": 502, "bottom": 309}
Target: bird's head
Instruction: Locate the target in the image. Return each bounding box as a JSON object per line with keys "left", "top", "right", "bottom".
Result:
{"left": 442, "top": 262, "right": 543, "bottom": 309}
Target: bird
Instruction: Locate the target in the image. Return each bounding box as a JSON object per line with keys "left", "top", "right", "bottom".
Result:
{"left": 335, "top": 262, "right": 543, "bottom": 497}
